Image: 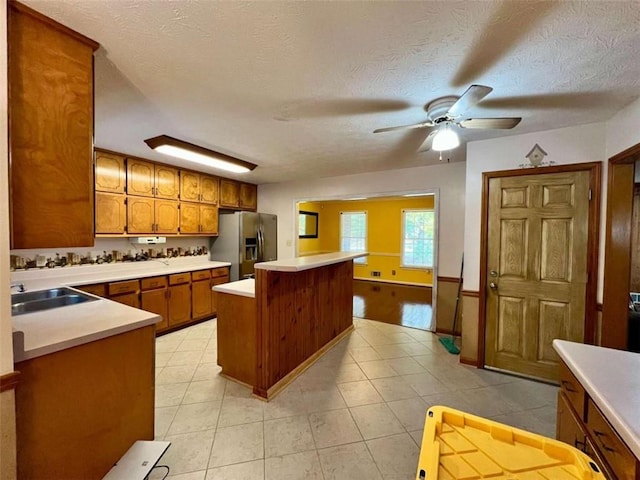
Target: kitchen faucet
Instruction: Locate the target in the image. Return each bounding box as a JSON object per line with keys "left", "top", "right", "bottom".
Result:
{"left": 11, "top": 282, "right": 26, "bottom": 293}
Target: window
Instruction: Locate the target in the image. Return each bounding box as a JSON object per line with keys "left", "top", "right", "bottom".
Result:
{"left": 402, "top": 209, "right": 435, "bottom": 268}
{"left": 340, "top": 211, "right": 367, "bottom": 264}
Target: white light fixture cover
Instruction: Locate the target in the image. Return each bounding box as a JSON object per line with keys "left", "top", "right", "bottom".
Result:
{"left": 431, "top": 124, "right": 460, "bottom": 151}
{"left": 144, "top": 135, "right": 257, "bottom": 173}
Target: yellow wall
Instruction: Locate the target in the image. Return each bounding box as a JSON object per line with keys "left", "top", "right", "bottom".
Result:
{"left": 297, "top": 196, "right": 434, "bottom": 285}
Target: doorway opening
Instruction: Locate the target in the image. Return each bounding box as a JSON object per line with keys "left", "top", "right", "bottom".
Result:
{"left": 295, "top": 192, "right": 438, "bottom": 331}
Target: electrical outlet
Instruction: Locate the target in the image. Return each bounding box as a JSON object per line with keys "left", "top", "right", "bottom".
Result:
{"left": 392, "top": 270, "right": 396, "bottom": 275}
{"left": 371, "top": 271, "right": 381, "bottom": 277}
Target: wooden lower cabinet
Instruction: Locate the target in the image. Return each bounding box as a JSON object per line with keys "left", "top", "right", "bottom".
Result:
{"left": 192, "top": 270, "right": 212, "bottom": 320}
{"left": 108, "top": 279, "right": 140, "bottom": 308}
{"left": 169, "top": 282, "right": 191, "bottom": 327}
{"left": 211, "top": 267, "right": 231, "bottom": 315}
{"left": 557, "top": 359, "right": 639, "bottom": 479}
{"left": 140, "top": 276, "right": 169, "bottom": 331}
{"left": 16, "top": 326, "right": 155, "bottom": 479}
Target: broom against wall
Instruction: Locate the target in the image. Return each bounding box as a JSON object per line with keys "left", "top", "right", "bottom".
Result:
{"left": 439, "top": 256, "right": 463, "bottom": 355}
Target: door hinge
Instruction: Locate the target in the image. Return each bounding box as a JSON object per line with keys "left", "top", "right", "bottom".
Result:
{"left": 589, "top": 189, "right": 592, "bottom": 201}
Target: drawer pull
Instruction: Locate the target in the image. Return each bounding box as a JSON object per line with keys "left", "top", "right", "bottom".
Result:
{"left": 574, "top": 438, "right": 586, "bottom": 451}
{"left": 561, "top": 380, "right": 577, "bottom": 392}
{"left": 593, "top": 430, "right": 616, "bottom": 453}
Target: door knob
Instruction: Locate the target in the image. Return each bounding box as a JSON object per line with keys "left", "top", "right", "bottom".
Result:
{"left": 490, "top": 270, "right": 498, "bottom": 277}
{"left": 489, "top": 282, "right": 498, "bottom": 290}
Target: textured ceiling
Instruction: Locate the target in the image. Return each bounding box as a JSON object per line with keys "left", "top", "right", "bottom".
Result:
{"left": 22, "top": 1, "right": 640, "bottom": 184}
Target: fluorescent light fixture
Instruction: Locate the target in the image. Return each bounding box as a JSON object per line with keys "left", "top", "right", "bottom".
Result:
{"left": 431, "top": 124, "right": 460, "bottom": 152}
{"left": 403, "top": 193, "right": 432, "bottom": 197}
{"left": 144, "top": 135, "right": 257, "bottom": 173}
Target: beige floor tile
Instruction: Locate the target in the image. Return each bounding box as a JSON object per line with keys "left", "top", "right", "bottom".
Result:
{"left": 383, "top": 357, "right": 426, "bottom": 375}
{"left": 168, "top": 349, "right": 204, "bottom": 366}
{"left": 349, "top": 347, "right": 382, "bottom": 362}
{"left": 156, "top": 365, "right": 198, "bottom": 385}
{"left": 318, "top": 442, "right": 383, "bottom": 480}
{"left": 156, "top": 351, "right": 173, "bottom": 368}
{"left": 350, "top": 403, "right": 405, "bottom": 440}
{"left": 264, "top": 415, "right": 315, "bottom": 458}
{"left": 334, "top": 362, "right": 367, "bottom": 383}
{"left": 421, "top": 391, "right": 473, "bottom": 412}
{"left": 300, "top": 384, "right": 347, "bottom": 413}
{"left": 177, "top": 338, "right": 210, "bottom": 352}
{"left": 217, "top": 396, "right": 264, "bottom": 428}
{"left": 182, "top": 379, "right": 227, "bottom": 404}
{"left": 167, "top": 401, "right": 222, "bottom": 435}
{"left": 162, "top": 471, "right": 206, "bottom": 480}
{"left": 385, "top": 332, "right": 417, "bottom": 344}
{"left": 206, "top": 460, "right": 264, "bottom": 480}
{"left": 408, "top": 429, "right": 423, "bottom": 447}
{"left": 399, "top": 342, "right": 434, "bottom": 356}
{"left": 402, "top": 372, "right": 450, "bottom": 396}
{"left": 373, "top": 344, "right": 411, "bottom": 359}
{"left": 162, "top": 429, "right": 215, "bottom": 475}
{"left": 342, "top": 332, "right": 371, "bottom": 349}
{"left": 192, "top": 363, "right": 223, "bottom": 382}
{"left": 209, "top": 422, "right": 264, "bottom": 468}
{"left": 366, "top": 433, "right": 420, "bottom": 480}
{"left": 200, "top": 350, "right": 218, "bottom": 364}
{"left": 458, "top": 386, "right": 518, "bottom": 417}
{"left": 263, "top": 386, "right": 307, "bottom": 420}
{"left": 491, "top": 380, "right": 558, "bottom": 411}
{"left": 308, "top": 408, "right": 363, "bottom": 449}
{"left": 358, "top": 360, "right": 398, "bottom": 379}
{"left": 338, "top": 380, "right": 384, "bottom": 407}
{"left": 371, "top": 376, "right": 418, "bottom": 402}
{"left": 156, "top": 339, "right": 183, "bottom": 354}
{"left": 386, "top": 397, "right": 429, "bottom": 431}
{"left": 156, "top": 382, "right": 189, "bottom": 407}
{"left": 265, "top": 450, "right": 324, "bottom": 480}
{"left": 155, "top": 405, "right": 179, "bottom": 439}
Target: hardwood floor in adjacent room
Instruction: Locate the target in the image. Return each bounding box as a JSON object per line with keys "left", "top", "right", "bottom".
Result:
{"left": 353, "top": 279, "right": 433, "bottom": 330}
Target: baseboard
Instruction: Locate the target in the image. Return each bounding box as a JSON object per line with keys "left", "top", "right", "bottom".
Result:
{"left": 459, "top": 356, "right": 478, "bottom": 367}
{"left": 435, "top": 328, "right": 462, "bottom": 336}
{"left": 353, "top": 277, "right": 432, "bottom": 288}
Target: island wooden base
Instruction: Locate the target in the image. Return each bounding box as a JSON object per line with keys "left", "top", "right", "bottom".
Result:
{"left": 15, "top": 325, "right": 155, "bottom": 480}
{"left": 217, "top": 292, "right": 257, "bottom": 386}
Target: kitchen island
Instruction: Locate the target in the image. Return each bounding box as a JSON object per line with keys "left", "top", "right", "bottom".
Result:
{"left": 214, "top": 252, "right": 366, "bottom": 400}
{"left": 554, "top": 340, "right": 640, "bottom": 479}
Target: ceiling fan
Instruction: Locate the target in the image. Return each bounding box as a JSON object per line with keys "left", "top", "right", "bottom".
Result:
{"left": 373, "top": 85, "right": 522, "bottom": 151}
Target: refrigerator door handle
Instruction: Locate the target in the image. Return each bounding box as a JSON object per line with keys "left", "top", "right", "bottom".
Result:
{"left": 257, "top": 226, "right": 263, "bottom": 262}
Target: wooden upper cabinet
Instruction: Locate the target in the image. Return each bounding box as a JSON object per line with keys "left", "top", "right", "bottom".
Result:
{"left": 155, "top": 164, "right": 179, "bottom": 199}
{"left": 127, "top": 196, "right": 155, "bottom": 234}
{"left": 127, "top": 159, "right": 178, "bottom": 199}
{"left": 180, "top": 202, "right": 200, "bottom": 234}
{"left": 240, "top": 183, "right": 258, "bottom": 211}
{"left": 201, "top": 176, "right": 219, "bottom": 204}
{"left": 95, "top": 193, "right": 126, "bottom": 234}
{"left": 180, "top": 171, "right": 201, "bottom": 202}
{"left": 200, "top": 205, "right": 219, "bottom": 235}
{"left": 95, "top": 151, "right": 126, "bottom": 194}
{"left": 155, "top": 200, "right": 179, "bottom": 234}
{"left": 9, "top": 3, "right": 99, "bottom": 249}
{"left": 219, "top": 179, "right": 240, "bottom": 208}
{"left": 127, "top": 159, "right": 155, "bottom": 197}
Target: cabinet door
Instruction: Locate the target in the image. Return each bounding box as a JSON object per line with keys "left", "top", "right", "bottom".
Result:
{"left": 168, "top": 284, "right": 191, "bottom": 326}
{"left": 192, "top": 279, "right": 213, "bottom": 320}
{"left": 219, "top": 179, "right": 240, "bottom": 208}
{"left": 95, "top": 192, "right": 126, "bottom": 234}
{"left": 211, "top": 275, "right": 229, "bottom": 315}
{"left": 200, "top": 175, "right": 219, "bottom": 204}
{"left": 180, "top": 202, "right": 200, "bottom": 234}
{"left": 155, "top": 200, "right": 179, "bottom": 234}
{"left": 180, "top": 171, "right": 200, "bottom": 202}
{"left": 556, "top": 392, "right": 585, "bottom": 451}
{"left": 155, "top": 164, "right": 179, "bottom": 199}
{"left": 110, "top": 292, "right": 140, "bottom": 308}
{"left": 239, "top": 183, "right": 257, "bottom": 211}
{"left": 95, "top": 152, "right": 126, "bottom": 193}
{"left": 127, "top": 196, "right": 155, "bottom": 234}
{"left": 141, "top": 288, "right": 168, "bottom": 331}
{"left": 75, "top": 283, "right": 106, "bottom": 297}
{"left": 200, "top": 205, "right": 219, "bottom": 235}
{"left": 127, "top": 159, "right": 155, "bottom": 197}
{"left": 9, "top": 5, "right": 95, "bottom": 249}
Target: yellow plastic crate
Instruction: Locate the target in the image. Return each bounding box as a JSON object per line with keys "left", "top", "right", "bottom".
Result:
{"left": 416, "top": 406, "right": 606, "bottom": 480}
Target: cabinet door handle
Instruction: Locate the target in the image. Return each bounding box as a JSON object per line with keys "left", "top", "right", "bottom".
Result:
{"left": 561, "top": 380, "right": 577, "bottom": 393}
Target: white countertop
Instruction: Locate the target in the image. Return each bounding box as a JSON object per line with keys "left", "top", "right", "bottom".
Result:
{"left": 213, "top": 279, "right": 255, "bottom": 298}
{"left": 553, "top": 340, "right": 640, "bottom": 459}
{"left": 254, "top": 252, "right": 367, "bottom": 272}
{"left": 10, "top": 257, "right": 231, "bottom": 362}
{"left": 10, "top": 256, "right": 230, "bottom": 291}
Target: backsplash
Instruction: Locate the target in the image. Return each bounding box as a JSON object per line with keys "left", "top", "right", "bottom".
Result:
{"left": 9, "top": 237, "right": 213, "bottom": 271}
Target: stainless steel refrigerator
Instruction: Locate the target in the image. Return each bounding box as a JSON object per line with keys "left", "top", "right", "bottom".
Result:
{"left": 210, "top": 212, "right": 278, "bottom": 281}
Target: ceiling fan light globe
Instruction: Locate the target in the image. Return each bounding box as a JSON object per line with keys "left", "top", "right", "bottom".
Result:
{"left": 432, "top": 128, "right": 460, "bottom": 151}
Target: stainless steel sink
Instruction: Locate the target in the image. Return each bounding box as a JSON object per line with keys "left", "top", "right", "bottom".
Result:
{"left": 11, "top": 288, "right": 98, "bottom": 316}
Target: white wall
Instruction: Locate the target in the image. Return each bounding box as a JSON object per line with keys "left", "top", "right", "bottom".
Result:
{"left": 464, "top": 122, "right": 608, "bottom": 296}
{"left": 259, "top": 161, "right": 466, "bottom": 277}
{"left": 1, "top": 1, "right": 12, "bottom": 375}
{"left": 606, "top": 96, "right": 640, "bottom": 158}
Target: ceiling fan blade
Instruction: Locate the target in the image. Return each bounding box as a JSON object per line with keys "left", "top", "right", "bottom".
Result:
{"left": 448, "top": 85, "right": 493, "bottom": 117}
{"left": 459, "top": 117, "right": 522, "bottom": 129}
{"left": 417, "top": 130, "right": 437, "bottom": 152}
{"left": 373, "top": 121, "right": 433, "bottom": 134}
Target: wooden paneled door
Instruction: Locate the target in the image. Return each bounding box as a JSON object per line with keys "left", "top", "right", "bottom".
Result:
{"left": 484, "top": 170, "right": 590, "bottom": 381}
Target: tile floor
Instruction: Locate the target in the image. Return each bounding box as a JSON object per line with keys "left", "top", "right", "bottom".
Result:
{"left": 151, "top": 318, "right": 558, "bottom": 480}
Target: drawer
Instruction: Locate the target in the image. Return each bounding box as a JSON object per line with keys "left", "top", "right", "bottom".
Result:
{"left": 76, "top": 283, "right": 106, "bottom": 297}
{"left": 108, "top": 279, "right": 140, "bottom": 296}
{"left": 141, "top": 276, "right": 168, "bottom": 291}
{"left": 560, "top": 361, "right": 586, "bottom": 418}
{"left": 586, "top": 398, "right": 637, "bottom": 480}
{"left": 169, "top": 273, "right": 191, "bottom": 285}
{"left": 585, "top": 437, "right": 616, "bottom": 480}
{"left": 211, "top": 267, "right": 229, "bottom": 279}
{"left": 192, "top": 270, "right": 211, "bottom": 281}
